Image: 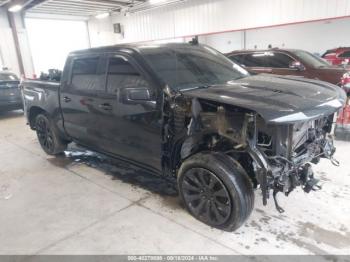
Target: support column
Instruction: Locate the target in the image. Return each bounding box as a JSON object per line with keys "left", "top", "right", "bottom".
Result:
{"left": 8, "top": 11, "right": 25, "bottom": 75}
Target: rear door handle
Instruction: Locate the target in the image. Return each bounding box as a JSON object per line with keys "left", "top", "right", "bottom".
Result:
{"left": 99, "top": 103, "right": 112, "bottom": 111}
{"left": 63, "top": 96, "right": 71, "bottom": 103}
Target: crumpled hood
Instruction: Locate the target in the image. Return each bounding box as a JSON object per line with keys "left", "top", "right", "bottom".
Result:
{"left": 182, "top": 74, "right": 347, "bottom": 124}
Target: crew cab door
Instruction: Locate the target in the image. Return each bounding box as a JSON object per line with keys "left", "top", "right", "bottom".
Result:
{"left": 96, "top": 53, "right": 162, "bottom": 171}
{"left": 60, "top": 55, "right": 108, "bottom": 148}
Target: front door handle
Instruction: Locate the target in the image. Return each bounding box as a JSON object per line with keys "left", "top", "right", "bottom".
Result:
{"left": 63, "top": 96, "right": 71, "bottom": 103}
{"left": 99, "top": 103, "right": 112, "bottom": 111}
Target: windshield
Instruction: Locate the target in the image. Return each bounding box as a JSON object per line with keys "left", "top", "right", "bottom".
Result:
{"left": 0, "top": 72, "right": 19, "bottom": 81}
{"left": 292, "top": 50, "right": 330, "bottom": 68}
{"left": 140, "top": 45, "right": 249, "bottom": 91}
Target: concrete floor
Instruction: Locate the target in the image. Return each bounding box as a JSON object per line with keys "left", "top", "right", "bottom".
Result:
{"left": 0, "top": 110, "right": 350, "bottom": 255}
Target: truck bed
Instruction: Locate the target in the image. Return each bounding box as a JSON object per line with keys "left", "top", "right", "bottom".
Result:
{"left": 21, "top": 79, "right": 61, "bottom": 128}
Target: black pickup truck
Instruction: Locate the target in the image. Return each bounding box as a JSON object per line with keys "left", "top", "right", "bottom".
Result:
{"left": 21, "top": 43, "right": 346, "bottom": 231}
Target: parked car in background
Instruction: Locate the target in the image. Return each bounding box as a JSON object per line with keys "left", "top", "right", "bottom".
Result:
{"left": 21, "top": 43, "right": 345, "bottom": 231}
{"left": 0, "top": 71, "right": 23, "bottom": 112}
{"left": 226, "top": 49, "right": 350, "bottom": 93}
{"left": 322, "top": 47, "right": 350, "bottom": 66}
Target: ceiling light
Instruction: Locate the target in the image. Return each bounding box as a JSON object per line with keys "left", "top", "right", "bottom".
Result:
{"left": 95, "top": 12, "right": 109, "bottom": 19}
{"left": 8, "top": 5, "right": 23, "bottom": 12}
{"left": 150, "top": 0, "right": 167, "bottom": 4}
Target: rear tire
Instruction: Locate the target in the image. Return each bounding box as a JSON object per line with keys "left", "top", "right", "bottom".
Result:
{"left": 35, "top": 114, "right": 67, "bottom": 155}
{"left": 178, "top": 152, "right": 254, "bottom": 231}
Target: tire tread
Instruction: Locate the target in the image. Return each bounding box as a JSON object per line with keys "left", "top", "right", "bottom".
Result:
{"left": 178, "top": 151, "right": 254, "bottom": 231}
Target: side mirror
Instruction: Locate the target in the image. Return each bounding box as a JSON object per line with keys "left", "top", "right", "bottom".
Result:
{"left": 289, "top": 61, "right": 305, "bottom": 71}
{"left": 126, "top": 87, "right": 152, "bottom": 101}
{"left": 122, "top": 87, "right": 156, "bottom": 108}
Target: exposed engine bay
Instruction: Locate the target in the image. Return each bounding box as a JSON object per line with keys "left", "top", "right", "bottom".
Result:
{"left": 163, "top": 96, "right": 339, "bottom": 213}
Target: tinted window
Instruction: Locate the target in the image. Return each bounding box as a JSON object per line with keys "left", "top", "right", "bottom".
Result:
{"left": 106, "top": 57, "right": 149, "bottom": 94}
{"left": 339, "top": 51, "right": 350, "bottom": 58}
{"left": 71, "top": 57, "right": 105, "bottom": 92}
{"left": 141, "top": 45, "right": 249, "bottom": 91}
{"left": 267, "top": 52, "right": 294, "bottom": 68}
{"left": 240, "top": 53, "right": 269, "bottom": 67}
{"left": 232, "top": 52, "right": 295, "bottom": 68}
{"left": 229, "top": 54, "right": 246, "bottom": 65}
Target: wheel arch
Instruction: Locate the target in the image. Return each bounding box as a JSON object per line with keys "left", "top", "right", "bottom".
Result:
{"left": 175, "top": 133, "right": 257, "bottom": 186}
{"left": 28, "top": 106, "right": 47, "bottom": 129}
{"left": 179, "top": 132, "right": 220, "bottom": 161}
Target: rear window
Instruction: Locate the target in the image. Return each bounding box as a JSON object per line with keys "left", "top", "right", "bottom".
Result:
{"left": 230, "top": 53, "right": 269, "bottom": 67}
{"left": 71, "top": 57, "right": 105, "bottom": 92}
{"left": 242, "top": 53, "right": 268, "bottom": 67}
{"left": 0, "top": 73, "right": 19, "bottom": 81}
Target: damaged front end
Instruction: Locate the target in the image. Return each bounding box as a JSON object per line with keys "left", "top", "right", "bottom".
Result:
{"left": 245, "top": 113, "right": 338, "bottom": 213}
{"left": 163, "top": 95, "right": 339, "bottom": 213}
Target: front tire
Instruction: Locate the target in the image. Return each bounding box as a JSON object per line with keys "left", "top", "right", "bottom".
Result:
{"left": 35, "top": 114, "right": 67, "bottom": 155}
{"left": 178, "top": 152, "right": 254, "bottom": 231}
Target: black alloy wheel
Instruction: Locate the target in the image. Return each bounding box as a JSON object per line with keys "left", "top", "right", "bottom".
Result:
{"left": 35, "top": 114, "right": 67, "bottom": 155}
{"left": 178, "top": 152, "right": 254, "bottom": 231}
{"left": 36, "top": 116, "right": 55, "bottom": 153}
{"left": 181, "top": 167, "right": 232, "bottom": 226}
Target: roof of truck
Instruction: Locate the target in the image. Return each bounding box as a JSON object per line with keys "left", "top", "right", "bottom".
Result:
{"left": 69, "top": 42, "right": 201, "bottom": 56}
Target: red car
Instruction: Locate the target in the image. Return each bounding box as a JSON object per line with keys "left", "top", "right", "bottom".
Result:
{"left": 322, "top": 47, "right": 350, "bottom": 66}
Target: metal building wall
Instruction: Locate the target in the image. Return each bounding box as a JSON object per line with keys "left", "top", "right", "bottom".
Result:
{"left": 88, "top": 0, "right": 350, "bottom": 45}
{"left": 198, "top": 16, "right": 350, "bottom": 54}
{"left": 0, "top": 8, "right": 20, "bottom": 73}
{"left": 0, "top": 8, "right": 34, "bottom": 77}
